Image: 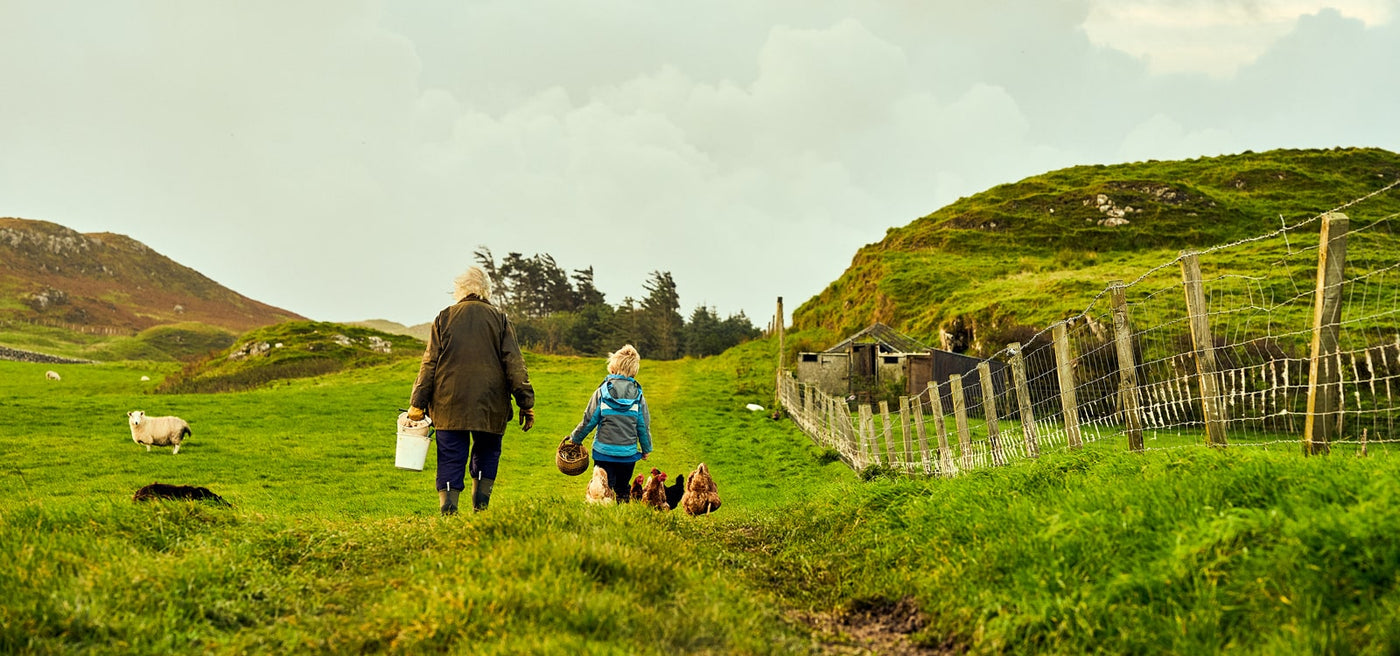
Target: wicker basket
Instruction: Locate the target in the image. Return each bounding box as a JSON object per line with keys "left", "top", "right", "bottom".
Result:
{"left": 555, "top": 438, "right": 589, "bottom": 476}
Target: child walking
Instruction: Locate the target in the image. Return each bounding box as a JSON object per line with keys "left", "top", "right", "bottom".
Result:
{"left": 566, "top": 345, "right": 651, "bottom": 502}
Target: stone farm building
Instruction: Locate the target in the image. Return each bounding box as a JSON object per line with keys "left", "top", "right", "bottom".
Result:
{"left": 796, "top": 323, "right": 1008, "bottom": 406}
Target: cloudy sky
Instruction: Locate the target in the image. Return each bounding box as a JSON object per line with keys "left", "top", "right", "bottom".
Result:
{"left": 3, "top": 1, "right": 1398, "bottom": 327}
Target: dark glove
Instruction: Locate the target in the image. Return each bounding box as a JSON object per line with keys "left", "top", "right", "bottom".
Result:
{"left": 407, "top": 406, "right": 425, "bottom": 422}
{"left": 519, "top": 408, "right": 535, "bottom": 432}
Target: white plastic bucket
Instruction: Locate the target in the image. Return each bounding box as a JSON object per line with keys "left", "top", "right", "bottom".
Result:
{"left": 395, "top": 413, "right": 433, "bottom": 471}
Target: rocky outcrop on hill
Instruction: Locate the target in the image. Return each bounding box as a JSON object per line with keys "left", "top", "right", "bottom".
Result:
{"left": 1, "top": 217, "right": 306, "bottom": 334}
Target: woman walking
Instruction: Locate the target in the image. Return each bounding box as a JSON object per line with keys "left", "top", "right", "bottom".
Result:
{"left": 407, "top": 266, "right": 535, "bottom": 514}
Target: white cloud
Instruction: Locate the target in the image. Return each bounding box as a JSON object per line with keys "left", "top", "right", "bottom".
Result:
{"left": 1083, "top": 0, "right": 1397, "bottom": 76}
{"left": 1119, "top": 114, "right": 1235, "bottom": 161}
{"left": 1, "top": 1, "right": 1397, "bottom": 327}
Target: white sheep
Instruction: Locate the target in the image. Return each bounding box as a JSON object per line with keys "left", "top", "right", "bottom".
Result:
{"left": 127, "top": 410, "right": 191, "bottom": 454}
{"left": 45, "top": 370, "right": 61, "bottom": 381}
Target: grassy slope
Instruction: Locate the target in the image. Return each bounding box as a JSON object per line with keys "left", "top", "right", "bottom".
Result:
{"left": 155, "top": 321, "right": 425, "bottom": 393}
{"left": 794, "top": 148, "right": 1400, "bottom": 352}
{"left": 0, "top": 321, "right": 237, "bottom": 363}
{"left": 3, "top": 343, "right": 1400, "bottom": 654}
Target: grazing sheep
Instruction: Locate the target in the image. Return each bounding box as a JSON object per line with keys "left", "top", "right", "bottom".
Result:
{"left": 127, "top": 410, "right": 191, "bottom": 454}
{"left": 140, "top": 375, "right": 151, "bottom": 381}
{"left": 45, "top": 370, "right": 61, "bottom": 381}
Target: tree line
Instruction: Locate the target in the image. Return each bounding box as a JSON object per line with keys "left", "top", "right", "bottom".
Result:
{"left": 473, "top": 248, "right": 759, "bottom": 359}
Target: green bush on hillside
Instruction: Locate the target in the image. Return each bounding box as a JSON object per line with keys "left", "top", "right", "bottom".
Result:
{"left": 84, "top": 322, "right": 236, "bottom": 362}
{"left": 155, "top": 320, "right": 423, "bottom": 393}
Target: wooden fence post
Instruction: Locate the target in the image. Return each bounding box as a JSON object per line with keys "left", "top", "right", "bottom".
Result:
{"left": 773, "top": 297, "right": 784, "bottom": 417}
{"left": 859, "top": 404, "right": 878, "bottom": 466}
{"left": 818, "top": 394, "right": 827, "bottom": 446}
{"left": 827, "top": 396, "right": 839, "bottom": 457}
{"left": 1111, "top": 281, "right": 1146, "bottom": 452}
{"left": 829, "top": 396, "right": 841, "bottom": 460}
{"left": 928, "top": 381, "right": 955, "bottom": 475}
{"left": 1053, "top": 322, "right": 1084, "bottom": 449}
{"left": 899, "top": 396, "right": 914, "bottom": 472}
{"left": 1008, "top": 341, "right": 1040, "bottom": 458}
{"left": 841, "top": 402, "right": 861, "bottom": 467}
{"left": 879, "top": 400, "right": 897, "bottom": 466}
{"left": 912, "top": 393, "right": 932, "bottom": 475}
{"left": 1305, "top": 212, "right": 1349, "bottom": 455}
{"left": 807, "top": 387, "right": 817, "bottom": 438}
{"left": 978, "top": 362, "right": 1006, "bottom": 466}
{"left": 1180, "top": 252, "right": 1229, "bottom": 447}
{"left": 949, "top": 374, "right": 974, "bottom": 470}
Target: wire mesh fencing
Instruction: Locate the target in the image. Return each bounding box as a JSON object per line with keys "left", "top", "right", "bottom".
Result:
{"left": 778, "top": 176, "right": 1400, "bottom": 475}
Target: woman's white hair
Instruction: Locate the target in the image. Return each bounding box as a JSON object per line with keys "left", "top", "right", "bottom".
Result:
{"left": 608, "top": 344, "right": 641, "bottom": 377}
{"left": 453, "top": 266, "right": 492, "bottom": 302}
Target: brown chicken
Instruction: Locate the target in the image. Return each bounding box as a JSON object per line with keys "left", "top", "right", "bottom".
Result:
{"left": 629, "top": 475, "right": 644, "bottom": 503}
{"left": 679, "top": 462, "right": 722, "bottom": 515}
{"left": 584, "top": 466, "right": 616, "bottom": 505}
{"left": 639, "top": 467, "right": 670, "bottom": 510}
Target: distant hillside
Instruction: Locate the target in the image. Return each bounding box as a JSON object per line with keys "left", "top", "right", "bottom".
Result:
{"left": 348, "top": 319, "right": 432, "bottom": 342}
{"left": 0, "top": 217, "right": 306, "bottom": 336}
{"left": 793, "top": 147, "right": 1400, "bottom": 354}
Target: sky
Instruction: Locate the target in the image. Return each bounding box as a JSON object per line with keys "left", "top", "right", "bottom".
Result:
{"left": 3, "top": 1, "right": 1399, "bottom": 328}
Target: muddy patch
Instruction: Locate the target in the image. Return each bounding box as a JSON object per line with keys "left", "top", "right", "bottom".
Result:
{"left": 789, "top": 596, "right": 957, "bottom": 655}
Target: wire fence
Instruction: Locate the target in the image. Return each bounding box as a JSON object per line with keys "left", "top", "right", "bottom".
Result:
{"left": 778, "top": 175, "right": 1400, "bottom": 475}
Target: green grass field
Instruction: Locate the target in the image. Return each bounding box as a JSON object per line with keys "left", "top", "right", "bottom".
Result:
{"left": 4, "top": 341, "right": 1400, "bottom": 654}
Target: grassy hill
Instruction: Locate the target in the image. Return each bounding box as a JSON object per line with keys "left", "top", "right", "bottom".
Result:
{"left": 794, "top": 147, "right": 1400, "bottom": 354}
{"left": 0, "top": 320, "right": 240, "bottom": 363}
{"left": 0, "top": 217, "right": 306, "bottom": 359}
{"left": 156, "top": 320, "right": 425, "bottom": 394}
{"left": 3, "top": 344, "right": 1400, "bottom": 653}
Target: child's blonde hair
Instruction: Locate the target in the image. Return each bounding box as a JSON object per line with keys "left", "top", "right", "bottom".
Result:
{"left": 607, "top": 345, "right": 640, "bottom": 377}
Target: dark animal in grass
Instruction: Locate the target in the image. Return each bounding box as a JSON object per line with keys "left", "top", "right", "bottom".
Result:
{"left": 629, "top": 474, "right": 644, "bottom": 503}
{"left": 664, "top": 473, "right": 685, "bottom": 510}
{"left": 132, "top": 482, "right": 231, "bottom": 506}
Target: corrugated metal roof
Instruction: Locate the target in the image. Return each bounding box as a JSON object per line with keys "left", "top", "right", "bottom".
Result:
{"left": 822, "top": 322, "right": 933, "bottom": 354}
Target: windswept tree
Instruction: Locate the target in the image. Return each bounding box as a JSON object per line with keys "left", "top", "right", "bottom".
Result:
{"left": 471, "top": 248, "right": 747, "bottom": 359}
{"left": 641, "top": 271, "right": 684, "bottom": 360}
{"left": 685, "top": 305, "right": 725, "bottom": 357}
{"left": 568, "top": 302, "right": 616, "bottom": 356}
{"left": 566, "top": 266, "right": 612, "bottom": 355}
{"left": 571, "top": 266, "right": 606, "bottom": 307}
{"left": 686, "top": 306, "right": 760, "bottom": 357}
{"left": 610, "top": 297, "right": 647, "bottom": 354}
{"left": 475, "top": 248, "right": 582, "bottom": 319}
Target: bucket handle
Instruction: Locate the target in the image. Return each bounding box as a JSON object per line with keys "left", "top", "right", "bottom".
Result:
{"left": 397, "top": 408, "right": 434, "bottom": 438}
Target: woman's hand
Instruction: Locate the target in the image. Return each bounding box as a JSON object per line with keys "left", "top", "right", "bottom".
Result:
{"left": 640, "top": 452, "right": 650, "bottom": 461}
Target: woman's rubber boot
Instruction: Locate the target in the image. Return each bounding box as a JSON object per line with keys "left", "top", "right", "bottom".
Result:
{"left": 472, "top": 478, "right": 495, "bottom": 512}
{"left": 439, "top": 489, "right": 461, "bottom": 516}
